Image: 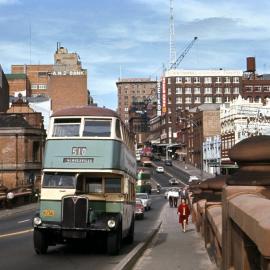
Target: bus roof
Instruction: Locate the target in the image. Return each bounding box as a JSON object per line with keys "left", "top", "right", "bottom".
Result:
{"left": 52, "top": 106, "right": 119, "bottom": 118}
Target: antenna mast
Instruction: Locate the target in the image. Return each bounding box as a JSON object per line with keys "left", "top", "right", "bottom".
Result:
{"left": 169, "top": 0, "right": 176, "bottom": 67}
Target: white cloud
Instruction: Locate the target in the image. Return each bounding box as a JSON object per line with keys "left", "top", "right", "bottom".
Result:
{"left": 0, "top": 0, "right": 20, "bottom": 5}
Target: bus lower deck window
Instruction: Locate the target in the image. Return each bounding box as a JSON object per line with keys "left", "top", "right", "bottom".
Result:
{"left": 86, "top": 177, "right": 103, "bottom": 193}
{"left": 105, "top": 178, "right": 121, "bottom": 193}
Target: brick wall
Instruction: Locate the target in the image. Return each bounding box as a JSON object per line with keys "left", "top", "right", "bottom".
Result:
{"left": 48, "top": 75, "right": 88, "bottom": 112}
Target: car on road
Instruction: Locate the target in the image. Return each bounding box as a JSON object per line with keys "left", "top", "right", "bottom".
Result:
{"left": 136, "top": 193, "right": 152, "bottom": 210}
{"left": 135, "top": 198, "right": 145, "bottom": 219}
{"left": 188, "top": 175, "right": 199, "bottom": 183}
{"left": 169, "top": 178, "right": 179, "bottom": 186}
{"left": 164, "top": 159, "right": 172, "bottom": 166}
{"left": 156, "top": 166, "right": 164, "bottom": 173}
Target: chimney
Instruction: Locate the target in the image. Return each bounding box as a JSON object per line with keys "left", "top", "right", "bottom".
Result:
{"left": 246, "top": 57, "right": 256, "bottom": 72}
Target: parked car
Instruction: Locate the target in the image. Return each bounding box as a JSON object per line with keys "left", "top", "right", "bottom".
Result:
{"left": 164, "top": 159, "right": 172, "bottom": 166}
{"left": 136, "top": 193, "right": 152, "bottom": 210}
{"left": 188, "top": 175, "right": 199, "bottom": 183}
{"left": 156, "top": 166, "right": 164, "bottom": 173}
{"left": 135, "top": 198, "right": 145, "bottom": 219}
{"left": 169, "top": 178, "right": 179, "bottom": 186}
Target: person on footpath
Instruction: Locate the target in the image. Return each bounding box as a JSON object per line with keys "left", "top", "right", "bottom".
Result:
{"left": 177, "top": 198, "right": 190, "bottom": 232}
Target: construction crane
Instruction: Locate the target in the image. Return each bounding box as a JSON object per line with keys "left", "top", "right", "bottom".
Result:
{"left": 170, "top": 36, "right": 198, "bottom": 70}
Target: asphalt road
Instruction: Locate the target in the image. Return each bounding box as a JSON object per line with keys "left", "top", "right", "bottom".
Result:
{"left": 0, "top": 194, "right": 166, "bottom": 270}
{"left": 153, "top": 161, "right": 190, "bottom": 184}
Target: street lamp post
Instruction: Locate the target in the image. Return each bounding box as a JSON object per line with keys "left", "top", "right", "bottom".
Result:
{"left": 179, "top": 118, "right": 204, "bottom": 180}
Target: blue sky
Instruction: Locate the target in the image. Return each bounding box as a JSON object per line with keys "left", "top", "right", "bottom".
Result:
{"left": 1, "top": 0, "right": 270, "bottom": 109}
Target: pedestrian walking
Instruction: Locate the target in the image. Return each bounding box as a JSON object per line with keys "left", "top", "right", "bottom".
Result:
{"left": 179, "top": 187, "right": 188, "bottom": 200}
{"left": 177, "top": 199, "right": 190, "bottom": 232}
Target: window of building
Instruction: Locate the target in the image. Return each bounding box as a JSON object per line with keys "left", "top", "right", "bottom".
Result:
{"left": 245, "top": 86, "right": 253, "bottom": 92}
{"left": 216, "top": 77, "right": 222, "bottom": 83}
{"left": 225, "top": 77, "right": 231, "bottom": 83}
{"left": 125, "top": 119, "right": 129, "bottom": 123}
{"left": 216, "top": 97, "right": 222, "bottom": 103}
{"left": 168, "top": 88, "right": 171, "bottom": 95}
{"left": 176, "top": 87, "right": 182, "bottom": 94}
{"left": 194, "top": 87, "right": 201, "bottom": 94}
{"left": 167, "top": 78, "right": 171, "bottom": 84}
{"left": 224, "top": 88, "right": 230, "bottom": 94}
{"left": 254, "top": 86, "right": 262, "bottom": 92}
{"left": 194, "top": 96, "right": 201, "bottom": 103}
{"left": 194, "top": 77, "right": 200, "bottom": 84}
{"left": 168, "top": 116, "right": 172, "bottom": 123}
{"left": 225, "top": 96, "right": 230, "bottom": 103}
{"left": 124, "top": 107, "right": 128, "bottom": 112}
{"left": 176, "top": 97, "right": 182, "bottom": 104}
{"left": 185, "top": 77, "right": 191, "bottom": 84}
{"left": 233, "top": 87, "right": 239, "bottom": 94}
{"left": 185, "top": 87, "right": 191, "bottom": 94}
{"left": 204, "top": 97, "right": 212, "bottom": 103}
{"left": 31, "top": 84, "right": 38, "bottom": 90}
{"left": 38, "top": 72, "right": 47, "bottom": 77}
{"left": 124, "top": 96, "right": 128, "bottom": 99}
{"left": 168, "top": 107, "right": 172, "bottom": 114}
{"left": 264, "top": 86, "right": 270, "bottom": 92}
{"left": 185, "top": 97, "right": 192, "bottom": 104}
{"left": 204, "top": 87, "right": 212, "bottom": 94}
{"left": 33, "top": 141, "right": 40, "bottom": 162}
{"left": 204, "top": 77, "right": 212, "bottom": 84}
{"left": 216, "top": 87, "right": 222, "bottom": 94}
{"left": 176, "top": 77, "right": 182, "bottom": 83}
{"left": 233, "top": 77, "right": 240, "bottom": 83}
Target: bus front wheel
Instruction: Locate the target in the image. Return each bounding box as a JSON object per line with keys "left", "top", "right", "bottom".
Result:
{"left": 34, "top": 229, "right": 48, "bottom": 255}
{"left": 107, "top": 228, "right": 121, "bottom": 255}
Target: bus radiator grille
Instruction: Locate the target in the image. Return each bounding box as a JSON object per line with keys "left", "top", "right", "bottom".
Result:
{"left": 62, "top": 197, "right": 88, "bottom": 229}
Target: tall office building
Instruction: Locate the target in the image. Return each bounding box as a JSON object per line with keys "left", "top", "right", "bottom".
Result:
{"left": 116, "top": 78, "right": 157, "bottom": 124}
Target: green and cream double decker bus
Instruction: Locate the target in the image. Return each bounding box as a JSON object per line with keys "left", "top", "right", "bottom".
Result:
{"left": 33, "top": 106, "right": 137, "bottom": 255}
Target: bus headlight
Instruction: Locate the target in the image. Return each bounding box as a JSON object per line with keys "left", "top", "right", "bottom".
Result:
{"left": 33, "top": 217, "right": 42, "bottom": 226}
{"left": 107, "top": 219, "right": 116, "bottom": 228}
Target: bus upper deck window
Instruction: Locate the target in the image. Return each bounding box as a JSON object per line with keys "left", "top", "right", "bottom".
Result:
{"left": 83, "top": 120, "right": 111, "bottom": 137}
{"left": 115, "top": 119, "right": 122, "bottom": 139}
{"left": 53, "top": 118, "right": 81, "bottom": 137}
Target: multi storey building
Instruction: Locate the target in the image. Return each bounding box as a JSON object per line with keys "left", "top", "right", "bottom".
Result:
{"left": 10, "top": 64, "right": 53, "bottom": 97}
{"left": 220, "top": 96, "right": 270, "bottom": 174}
{"left": 0, "top": 96, "right": 46, "bottom": 189}
{"left": 162, "top": 69, "right": 242, "bottom": 144}
{"left": 0, "top": 66, "right": 9, "bottom": 112}
{"left": 116, "top": 78, "right": 157, "bottom": 124}
{"left": 242, "top": 57, "right": 270, "bottom": 103}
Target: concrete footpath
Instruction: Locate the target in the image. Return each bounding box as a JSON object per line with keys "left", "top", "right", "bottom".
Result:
{"left": 0, "top": 203, "right": 38, "bottom": 219}
{"left": 133, "top": 202, "right": 217, "bottom": 270}
{"left": 172, "top": 160, "right": 214, "bottom": 181}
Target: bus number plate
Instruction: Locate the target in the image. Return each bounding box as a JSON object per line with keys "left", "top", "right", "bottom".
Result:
{"left": 43, "top": 209, "right": 55, "bottom": 217}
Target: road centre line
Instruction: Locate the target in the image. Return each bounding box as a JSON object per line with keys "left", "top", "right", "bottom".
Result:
{"left": 18, "top": 219, "right": 31, "bottom": 224}
{"left": 0, "top": 229, "right": 33, "bottom": 239}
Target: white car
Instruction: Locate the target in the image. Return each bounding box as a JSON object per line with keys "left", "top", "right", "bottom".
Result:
{"left": 136, "top": 193, "right": 152, "bottom": 210}
{"left": 156, "top": 166, "right": 164, "bottom": 173}
{"left": 169, "top": 178, "right": 179, "bottom": 185}
{"left": 188, "top": 175, "right": 199, "bottom": 183}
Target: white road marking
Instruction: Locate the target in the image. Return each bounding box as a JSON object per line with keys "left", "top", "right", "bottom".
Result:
{"left": 18, "top": 219, "right": 31, "bottom": 224}
{"left": 0, "top": 229, "right": 33, "bottom": 239}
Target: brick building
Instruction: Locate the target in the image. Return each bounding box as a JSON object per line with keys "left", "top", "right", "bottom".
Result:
{"left": 242, "top": 57, "right": 270, "bottom": 103}
{"left": 10, "top": 64, "right": 53, "bottom": 97}
{"left": 0, "top": 66, "right": 9, "bottom": 112}
{"left": 162, "top": 69, "right": 242, "bottom": 144}
{"left": 0, "top": 97, "right": 46, "bottom": 189}
{"left": 6, "top": 73, "right": 30, "bottom": 97}
{"left": 116, "top": 78, "right": 157, "bottom": 124}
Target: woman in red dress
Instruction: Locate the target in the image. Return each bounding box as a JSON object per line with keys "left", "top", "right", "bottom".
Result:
{"left": 177, "top": 199, "right": 190, "bottom": 232}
